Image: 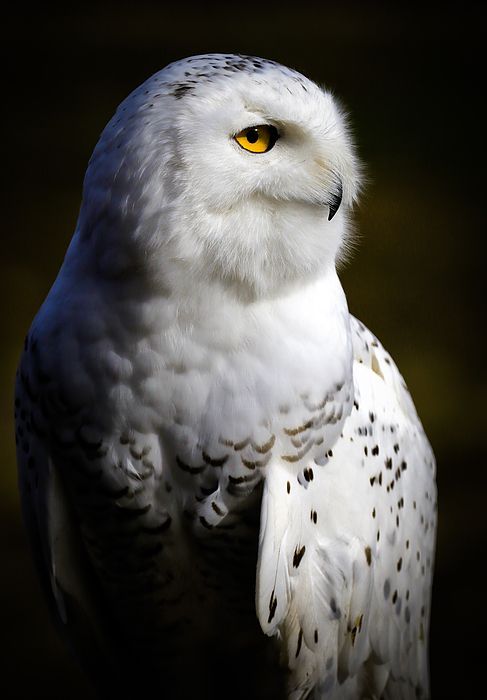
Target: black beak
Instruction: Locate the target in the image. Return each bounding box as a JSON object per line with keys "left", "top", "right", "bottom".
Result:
{"left": 328, "top": 179, "right": 343, "bottom": 221}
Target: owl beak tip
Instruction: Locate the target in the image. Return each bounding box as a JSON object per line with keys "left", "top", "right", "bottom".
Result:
{"left": 327, "top": 179, "right": 343, "bottom": 221}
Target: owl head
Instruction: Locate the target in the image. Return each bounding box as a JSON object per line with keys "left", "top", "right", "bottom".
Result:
{"left": 77, "top": 54, "right": 360, "bottom": 301}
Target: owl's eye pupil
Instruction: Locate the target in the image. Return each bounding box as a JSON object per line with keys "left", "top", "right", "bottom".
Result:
{"left": 246, "top": 129, "right": 259, "bottom": 144}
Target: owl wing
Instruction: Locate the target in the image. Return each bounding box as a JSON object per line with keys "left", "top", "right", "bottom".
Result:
{"left": 256, "top": 316, "right": 437, "bottom": 699}
{"left": 15, "top": 353, "right": 122, "bottom": 691}
{"left": 15, "top": 341, "right": 179, "bottom": 693}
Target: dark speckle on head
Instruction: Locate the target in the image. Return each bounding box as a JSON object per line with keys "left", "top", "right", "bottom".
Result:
{"left": 156, "top": 53, "right": 312, "bottom": 109}
{"left": 172, "top": 83, "right": 195, "bottom": 99}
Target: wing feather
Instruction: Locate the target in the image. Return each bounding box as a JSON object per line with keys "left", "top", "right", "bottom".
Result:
{"left": 16, "top": 357, "right": 122, "bottom": 691}
{"left": 257, "top": 316, "right": 436, "bottom": 699}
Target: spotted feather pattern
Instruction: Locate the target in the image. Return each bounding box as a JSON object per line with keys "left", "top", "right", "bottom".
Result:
{"left": 256, "top": 317, "right": 436, "bottom": 699}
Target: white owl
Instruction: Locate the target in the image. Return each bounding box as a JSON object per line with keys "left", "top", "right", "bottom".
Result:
{"left": 15, "top": 54, "right": 436, "bottom": 699}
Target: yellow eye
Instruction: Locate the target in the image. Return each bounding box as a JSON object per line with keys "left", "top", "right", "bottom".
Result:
{"left": 234, "top": 124, "right": 279, "bottom": 153}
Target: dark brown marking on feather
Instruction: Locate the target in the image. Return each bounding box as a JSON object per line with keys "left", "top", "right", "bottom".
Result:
{"left": 233, "top": 437, "right": 251, "bottom": 451}
{"left": 211, "top": 501, "right": 225, "bottom": 516}
{"left": 172, "top": 84, "right": 194, "bottom": 99}
{"left": 199, "top": 516, "right": 214, "bottom": 530}
{"left": 253, "top": 434, "right": 276, "bottom": 453}
{"left": 329, "top": 597, "right": 341, "bottom": 620}
{"left": 365, "top": 546, "right": 372, "bottom": 566}
{"left": 202, "top": 452, "right": 228, "bottom": 467}
{"left": 228, "top": 474, "right": 252, "bottom": 485}
{"left": 304, "top": 396, "right": 328, "bottom": 411}
{"left": 295, "top": 628, "right": 303, "bottom": 658}
{"left": 176, "top": 455, "right": 205, "bottom": 475}
{"left": 284, "top": 420, "right": 313, "bottom": 436}
{"left": 282, "top": 453, "right": 300, "bottom": 463}
{"left": 293, "top": 545, "right": 306, "bottom": 568}
{"left": 268, "top": 590, "right": 277, "bottom": 623}
{"left": 241, "top": 453, "right": 271, "bottom": 469}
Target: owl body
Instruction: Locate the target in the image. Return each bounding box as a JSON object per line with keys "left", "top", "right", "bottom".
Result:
{"left": 16, "top": 55, "right": 436, "bottom": 699}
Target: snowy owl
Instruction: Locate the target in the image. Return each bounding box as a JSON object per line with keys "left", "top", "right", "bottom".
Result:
{"left": 15, "top": 54, "right": 436, "bottom": 699}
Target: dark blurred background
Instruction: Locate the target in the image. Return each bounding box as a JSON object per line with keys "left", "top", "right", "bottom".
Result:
{"left": 2, "top": 3, "right": 484, "bottom": 697}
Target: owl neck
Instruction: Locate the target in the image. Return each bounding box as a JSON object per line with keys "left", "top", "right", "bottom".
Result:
{"left": 169, "top": 266, "right": 352, "bottom": 375}
{"left": 54, "top": 232, "right": 352, "bottom": 390}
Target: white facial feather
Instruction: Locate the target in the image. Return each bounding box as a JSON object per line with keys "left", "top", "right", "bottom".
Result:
{"left": 78, "top": 53, "right": 360, "bottom": 299}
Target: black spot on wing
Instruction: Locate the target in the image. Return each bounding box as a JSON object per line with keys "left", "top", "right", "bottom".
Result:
{"left": 268, "top": 589, "right": 277, "bottom": 623}
{"left": 176, "top": 455, "right": 205, "bottom": 475}
{"left": 293, "top": 545, "right": 306, "bottom": 568}
{"left": 295, "top": 628, "right": 303, "bottom": 658}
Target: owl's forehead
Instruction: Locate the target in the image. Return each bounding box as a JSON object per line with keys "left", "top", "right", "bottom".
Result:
{"left": 165, "top": 53, "right": 303, "bottom": 82}
{"left": 146, "top": 53, "right": 321, "bottom": 103}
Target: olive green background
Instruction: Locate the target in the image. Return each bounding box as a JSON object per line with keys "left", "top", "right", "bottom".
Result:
{"left": 2, "top": 3, "right": 484, "bottom": 697}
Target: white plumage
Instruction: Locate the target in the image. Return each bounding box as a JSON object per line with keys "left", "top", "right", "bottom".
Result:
{"left": 15, "top": 54, "right": 436, "bottom": 699}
